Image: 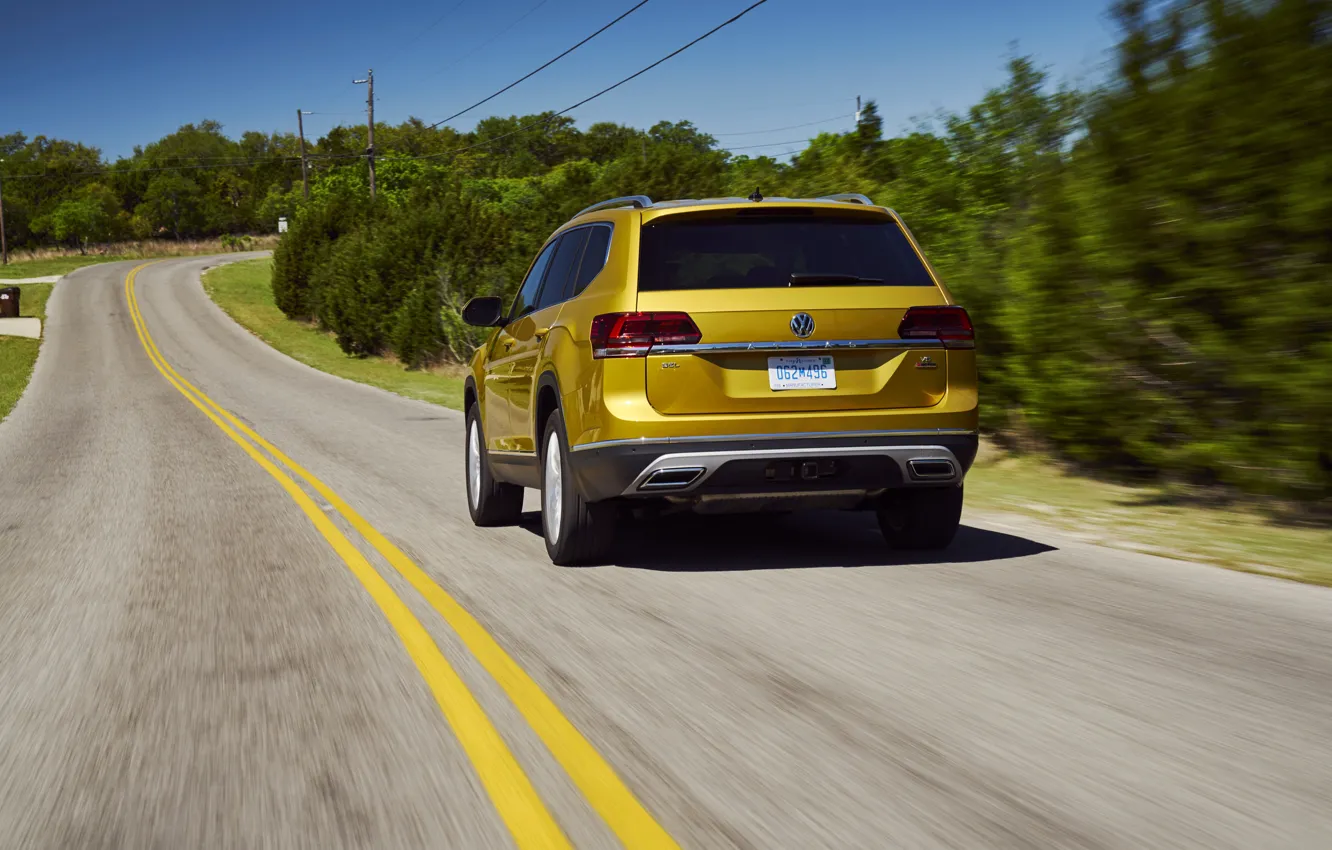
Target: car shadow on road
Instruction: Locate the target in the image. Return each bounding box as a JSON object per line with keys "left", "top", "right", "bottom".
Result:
{"left": 517, "top": 510, "right": 1056, "bottom": 570}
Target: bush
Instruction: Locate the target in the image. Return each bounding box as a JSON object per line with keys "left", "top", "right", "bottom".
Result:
{"left": 219, "top": 234, "right": 255, "bottom": 252}
{"left": 274, "top": 177, "right": 515, "bottom": 364}
{"left": 271, "top": 189, "right": 370, "bottom": 319}
{"left": 391, "top": 276, "right": 444, "bottom": 369}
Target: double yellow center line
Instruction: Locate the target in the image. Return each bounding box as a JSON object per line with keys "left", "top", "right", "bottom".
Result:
{"left": 126, "top": 262, "right": 679, "bottom": 850}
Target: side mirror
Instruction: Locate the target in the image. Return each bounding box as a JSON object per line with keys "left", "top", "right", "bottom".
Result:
{"left": 462, "top": 296, "right": 506, "bottom": 328}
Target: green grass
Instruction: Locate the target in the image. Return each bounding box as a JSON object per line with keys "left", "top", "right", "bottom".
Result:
{"left": 0, "top": 257, "right": 122, "bottom": 279}
{"left": 202, "top": 259, "right": 465, "bottom": 408}
{"left": 0, "top": 235, "right": 280, "bottom": 279}
{"left": 0, "top": 281, "right": 54, "bottom": 422}
{"left": 966, "top": 442, "right": 1332, "bottom": 586}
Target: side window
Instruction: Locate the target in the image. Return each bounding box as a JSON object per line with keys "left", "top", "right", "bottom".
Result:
{"left": 535, "top": 228, "right": 590, "bottom": 310}
{"left": 571, "top": 225, "right": 612, "bottom": 298}
{"left": 508, "top": 241, "right": 557, "bottom": 322}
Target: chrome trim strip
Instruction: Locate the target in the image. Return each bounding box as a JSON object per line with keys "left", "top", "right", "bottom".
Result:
{"left": 621, "top": 444, "right": 964, "bottom": 496}
{"left": 488, "top": 450, "right": 536, "bottom": 458}
{"left": 648, "top": 338, "right": 944, "bottom": 355}
{"left": 570, "top": 428, "right": 978, "bottom": 453}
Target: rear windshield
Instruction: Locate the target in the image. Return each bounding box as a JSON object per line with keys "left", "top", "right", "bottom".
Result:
{"left": 637, "top": 215, "right": 936, "bottom": 291}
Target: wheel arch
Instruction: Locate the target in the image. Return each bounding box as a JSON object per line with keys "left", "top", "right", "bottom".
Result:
{"left": 534, "top": 371, "right": 563, "bottom": 446}
{"left": 463, "top": 376, "right": 478, "bottom": 415}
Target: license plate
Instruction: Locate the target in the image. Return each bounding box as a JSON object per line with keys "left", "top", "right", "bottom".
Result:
{"left": 768, "top": 355, "right": 836, "bottom": 390}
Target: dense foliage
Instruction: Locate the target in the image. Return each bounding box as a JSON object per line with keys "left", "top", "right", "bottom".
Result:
{"left": 4, "top": 0, "right": 1329, "bottom": 499}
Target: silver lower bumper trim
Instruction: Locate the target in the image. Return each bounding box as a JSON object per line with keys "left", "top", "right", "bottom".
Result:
{"left": 572, "top": 427, "right": 978, "bottom": 453}
{"left": 621, "top": 444, "right": 964, "bottom": 496}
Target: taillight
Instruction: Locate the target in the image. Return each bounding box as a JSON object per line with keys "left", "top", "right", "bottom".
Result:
{"left": 590, "top": 312, "right": 702, "bottom": 358}
{"left": 898, "top": 306, "right": 975, "bottom": 349}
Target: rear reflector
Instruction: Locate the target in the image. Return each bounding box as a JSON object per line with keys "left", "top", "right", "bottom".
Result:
{"left": 898, "top": 305, "right": 975, "bottom": 348}
{"left": 591, "top": 312, "right": 702, "bottom": 358}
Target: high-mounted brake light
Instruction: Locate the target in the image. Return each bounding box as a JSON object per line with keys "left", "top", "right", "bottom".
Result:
{"left": 898, "top": 306, "right": 975, "bottom": 349}
{"left": 590, "top": 312, "right": 702, "bottom": 358}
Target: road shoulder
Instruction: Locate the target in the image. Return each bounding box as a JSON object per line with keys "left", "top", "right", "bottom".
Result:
{"left": 199, "top": 257, "right": 1332, "bottom": 587}
{"left": 202, "top": 258, "right": 464, "bottom": 409}
{"left": 0, "top": 281, "right": 56, "bottom": 422}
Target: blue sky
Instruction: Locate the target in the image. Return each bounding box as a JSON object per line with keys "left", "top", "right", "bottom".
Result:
{"left": 5, "top": 0, "right": 1119, "bottom": 161}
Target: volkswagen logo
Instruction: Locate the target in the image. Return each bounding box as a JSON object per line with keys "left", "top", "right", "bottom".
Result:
{"left": 790, "top": 312, "right": 816, "bottom": 338}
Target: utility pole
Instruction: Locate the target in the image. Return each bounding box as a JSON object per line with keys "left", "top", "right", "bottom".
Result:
{"left": 0, "top": 160, "right": 8, "bottom": 266}
{"left": 855, "top": 96, "right": 862, "bottom": 126}
{"left": 296, "top": 109, "right": 311, "bottom": 200}
{"left": 353, "top": 69, "right": 376, "bottom": 200}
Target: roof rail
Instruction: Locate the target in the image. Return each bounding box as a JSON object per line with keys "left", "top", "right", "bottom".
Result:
{"left": 573, "top": 195, "right": 654, "bottom": 218}
{"left": 817, "top": 193, "right": 875, "bottom": 206}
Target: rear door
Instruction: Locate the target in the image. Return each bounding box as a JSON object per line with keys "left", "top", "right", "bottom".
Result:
{"left": 638, "top": 210, "right": 951, "bottom": 415}
{"left": 504, "top": 227, "right": 591, "bottom": 453}
{"left": 488, "top": 240, "right": 556, "bottom": 451}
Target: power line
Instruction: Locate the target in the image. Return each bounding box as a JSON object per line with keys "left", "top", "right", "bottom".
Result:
{"left": 712, "top": 112, "right": 854, "bottom": 137}
{"left": 400, "top": 0, "right": 470, "bottom": 53}
{"left": 725, "top": 138, "right": 814, "bottom": 151}
{"left": 419, "top": 0, "right": 773, "bottom": 162}
{"left": 425, "top": 0, "right": 551, "bottom": 82}
{"left": 3, "top": 157, "right": 306, "bottom": 181}
{"left": 430, "top": 0, "right": 654, "bottom": 129}
{"left": 756, "top": 148, "right": 806, "bottom": 160}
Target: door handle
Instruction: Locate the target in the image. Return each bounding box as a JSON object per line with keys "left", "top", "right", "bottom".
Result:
{"left": 534, "top": 327, "right": 550, "bottom": 341}
{"left": 502, "top": 338, "right": 515, "bottom": 350}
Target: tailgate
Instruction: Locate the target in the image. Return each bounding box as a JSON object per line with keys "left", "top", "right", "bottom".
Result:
{"left": 639, "top": 287, "right": 949, "bottom": 415}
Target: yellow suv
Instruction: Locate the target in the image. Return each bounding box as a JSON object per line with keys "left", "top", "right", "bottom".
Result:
{"left": 462, "top": 192, "right": 978, "bottom": 565}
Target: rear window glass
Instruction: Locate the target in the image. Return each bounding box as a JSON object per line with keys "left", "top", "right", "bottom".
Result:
{"left": 536, "top": 228, "right": 589, "bottom": 310}
{"left": 572, "top": 225, "right": 612, "bottom": 297}
{"left": 637, "top": 215, "right": 935, "bottom": 291}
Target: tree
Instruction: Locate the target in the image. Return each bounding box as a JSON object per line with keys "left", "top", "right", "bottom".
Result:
{"left": 29, "top": 183, "right": 120, "bottom": 251}
{"left": 581, "top": 122, "right": 642, "bottom": 163}
{"left": 595, "top": 126, "right": 727, "bottom": 201}
{"left": 135, "top": 174, "right": 205, "bottom": 239}
{"left": 647, "top": 120, "right": 717, "bottom": 153}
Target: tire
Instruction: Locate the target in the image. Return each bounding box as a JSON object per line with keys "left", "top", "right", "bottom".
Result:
{"left": 540, "top": 409, "right": 616, "bottom": 565}
{"left": 877, "top": 485, "right": 964, "bottom": 550}
{"left": 464, "top": 403, "right": 523, "bottom": 527}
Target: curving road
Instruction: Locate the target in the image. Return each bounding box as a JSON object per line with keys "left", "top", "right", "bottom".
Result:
{"left": 1, "top": 256, "right": 1330, "bottom": 849}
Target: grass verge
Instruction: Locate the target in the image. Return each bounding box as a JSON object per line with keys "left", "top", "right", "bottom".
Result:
{"left": 200, "top": 258, "right": 1329, "bottom": 586}
{"left": 0, "top": 236, "right": 280, "bottom": 279}
{"left": 0, "top": 282, "right": 54, "bottom": 422}
{"left": 1, "top": 257, "right": 114, "bottom": 278}
{"left": 202, "top": 258, "right": 464, "bottom": 408}
{"left": 966, "top": 442, "right": 1332, "bottom": 586}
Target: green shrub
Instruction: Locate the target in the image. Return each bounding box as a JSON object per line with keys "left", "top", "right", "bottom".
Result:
{"left": 391, "top": 276, "right": 444, "bottom": 369}
{"left": 272, "top": 190, "right": 370, "bottom": 319}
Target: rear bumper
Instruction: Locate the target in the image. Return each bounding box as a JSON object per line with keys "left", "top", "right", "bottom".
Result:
{"left": 567, "top": 430, "right": 978, "bottom": 503}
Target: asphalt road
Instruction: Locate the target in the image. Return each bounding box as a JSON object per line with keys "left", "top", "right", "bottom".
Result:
{"left": 1, "top": 256, "right": 1330, "bottom": 849}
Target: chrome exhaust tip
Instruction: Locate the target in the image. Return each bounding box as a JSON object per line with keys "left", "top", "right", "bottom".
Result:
{"left": 639, "top": 467, "right": 706, "bottom": 491}
{"left": 906, "top": 458, "right": 957, "bottom": 481}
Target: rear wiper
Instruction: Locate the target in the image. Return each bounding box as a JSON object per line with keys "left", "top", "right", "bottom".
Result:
{"left": 788, "top": 273, "right": 884, "bottom": 286}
